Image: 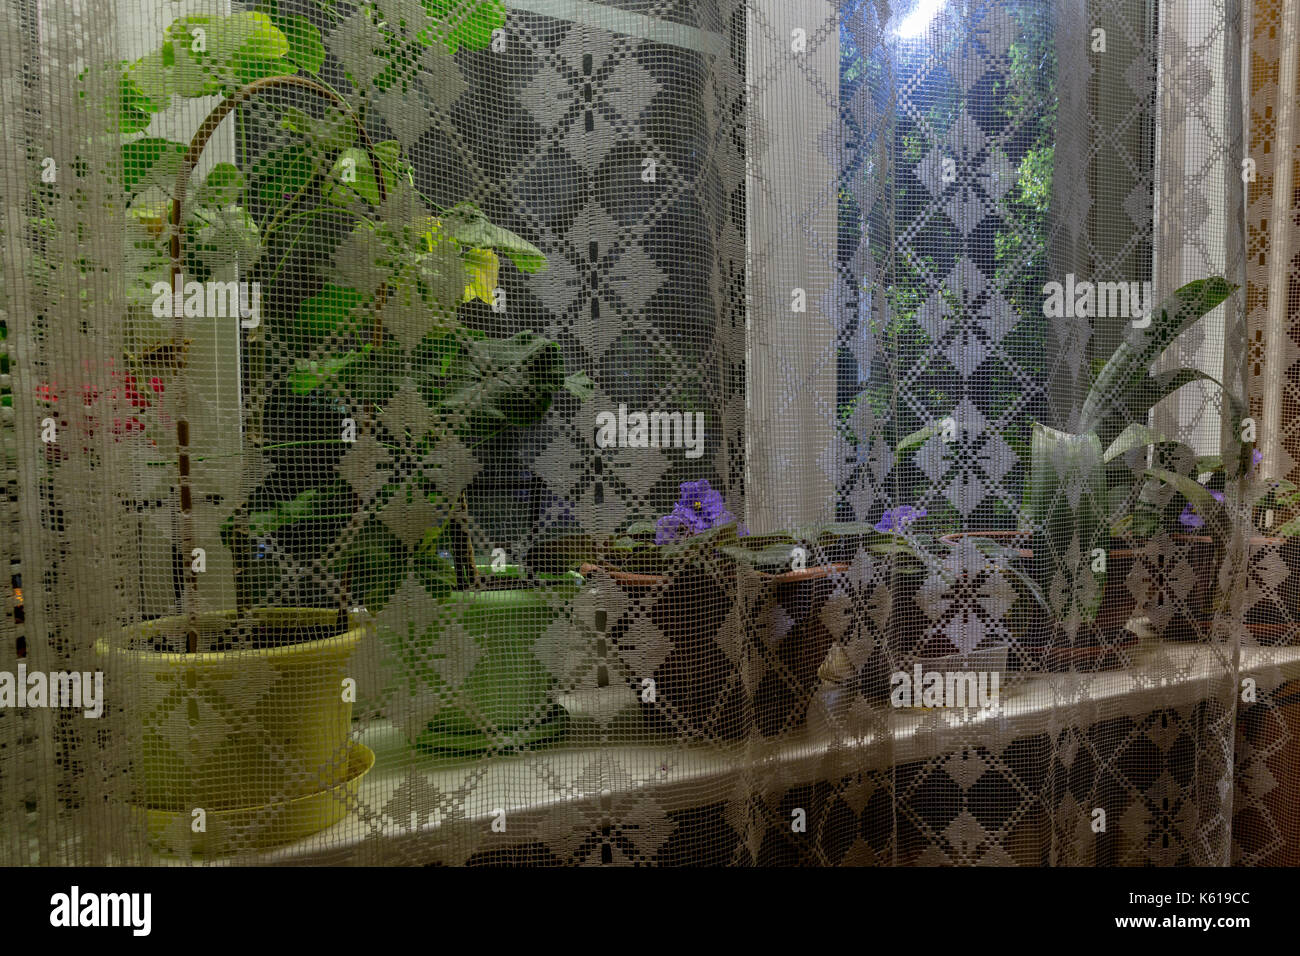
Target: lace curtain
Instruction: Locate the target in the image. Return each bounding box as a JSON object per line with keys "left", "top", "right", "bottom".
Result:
{"left": 0, "top": 0, "right": 1294, "bottom": 866}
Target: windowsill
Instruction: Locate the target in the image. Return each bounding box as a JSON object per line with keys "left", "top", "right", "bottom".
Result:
{"left": 142, "top": 629, "right": 1300, "bottom": 865}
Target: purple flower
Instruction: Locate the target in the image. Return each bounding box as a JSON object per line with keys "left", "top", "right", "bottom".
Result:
{"left": 1178, "top": 504, "right": 1204, "bottom": 528}
{"left": 1179, "top": 489, "right": 1225, "bottom": 528}
{"left": 654, "top": 479, "right": 737, "bottom": 544}
{"left": 654, "top": 512, "right": 690, "bottom": 544}
{"left": 1253, "top": 448, "right": 1264, "bottom": 470}
{"left": 875, "top": 505, "right": 927, "bottom": 534}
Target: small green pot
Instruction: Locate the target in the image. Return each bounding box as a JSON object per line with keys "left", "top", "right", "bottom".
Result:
{"left": 405, "top": 566, "right": 581, "bottom": 755}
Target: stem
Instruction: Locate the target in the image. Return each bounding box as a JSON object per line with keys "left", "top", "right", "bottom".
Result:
{"left": 448, "top": 492, "right": 478, "bottom": 590}
{"left": 169, "top": 74, "right": 389, "bottom": 640}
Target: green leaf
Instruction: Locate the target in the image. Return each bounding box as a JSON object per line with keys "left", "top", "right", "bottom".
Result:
{"left": 117, "top": 68, "right": 159, "bottom": 133}
{"left": 120, "top": 138, "right": 186, "bottom": 192}
{"left": 323, "top": 142, "right": 400, "bottom": 206}
{"left": 192, "top": 205, "right": 261, "bottom": 273}
{"left": 1080, "top": 277, "right": 1237, "bottom": 436}
{"left": 195, "top": 162, "right": 245, "bottom": 207}
{"left": 132, "top": 12, "right": 292, "bottom": 102}
{"left": 718, "top": 542, "right": 799, "bottom": 570}
{"left": 337, "top": 518, "right": 417, "bottom": 611}
{"left": 1146, "top": 467, "right": 1228, "bottom": 541}
{"left": 1124, "top": 367, "right": 1219, "bottom": 424}
{"left": 896, "top": 420, "right": 944, "bottom": 461}
{"left": 1022, "top": 423, "right": 1105, "bottom": 528}
{"left": 255, "top": 143, "right": 318, "bottom": 208}
{"left": 291, "top": 346, "right": 371, "bottom": 393}
{"left": 439, "top": 203, "right": 547, "bottom": 273}
{"left": 1103, "top": 422, "right": 1170, "bottom": 464}
{"left": 297, "top": 284, "right": 365, "bottom": 337}
{"left": 1021, "top": 422, "right": 1107, "bottom": 621}
{"left": 437, "top": 331, "right": 563, "bottom": 438}
{"left": 248, "top": 487, "right": 348, "bottom": 535}
{"left": 127, "top": 51, "right": 174, "bottom": 106}
{"left": 967, "top": 538, "right": 1052, "bottom": 617}
{"left": 277, "top": 14, "right": 326, "bottom": 74}
{"left": 280, "top": 107, "right": 358, "bottom": 153}
{"left": 563, "top": 370, "right": 595, "bottom": 401}
{"left": 422, "top": 0, "right": 506, "bottom": 53}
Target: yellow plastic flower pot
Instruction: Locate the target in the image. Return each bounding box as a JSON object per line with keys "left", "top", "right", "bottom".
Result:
{"left": 137, "top": 742, "right": 375, "bottom": 856}
{"left": 96, "top": 608, "right": 366, "bottom": 819}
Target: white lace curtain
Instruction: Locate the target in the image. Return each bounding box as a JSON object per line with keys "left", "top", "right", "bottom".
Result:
{"left": 0, "top": 0, "right": 1297, "bottom": 867}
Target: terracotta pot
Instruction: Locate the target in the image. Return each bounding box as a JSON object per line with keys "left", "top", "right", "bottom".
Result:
{"left": 1130, "top": 533, "right": 1216, "bottom": 640}
{"left": 1243, "top": 536, "right": 1300, "bottom": 635}
{"left": 751, "top": 563, "right": 849, "bottom": 736}
{"left": 938, "top": 531, "right": 1138, "bottom": 672}
{"left": 580, "top": 563, "right": 747, "bottom": 741}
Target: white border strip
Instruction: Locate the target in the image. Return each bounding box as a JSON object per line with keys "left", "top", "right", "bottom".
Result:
{"left": 507, "top": 0, "right": 725, "bottom": 54}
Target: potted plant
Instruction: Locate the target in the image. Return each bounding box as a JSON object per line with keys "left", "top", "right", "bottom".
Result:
{"left": 720, "top": 509, "right": 938, "bottom": 725}
{"left": 560, "top": 480, "right": 751, "bottom": 741}
{"left": 93, "top": 1, "right": 571, "bottom": 849}
{"left": 544, "top": 486, "right": 935, "bottom": 738}
{"left": 898, "top": 277, "right": 1237, "bottom": 671}
{"left": 1140, "top": 448, "right": 1300, "bottom": 644}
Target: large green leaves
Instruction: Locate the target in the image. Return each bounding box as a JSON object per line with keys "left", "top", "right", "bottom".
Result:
{"left": 1080, "top": 277, "right": 1236, "bottom": 438}
{"left": 1022, "top": 423, "right": 1107, "bottom": 621}
{"left": 277, "top": 13, "right": 327, "bottom": 74}
{"left": 192, "top": 205, "right": 262, "bottom": 274}
{"left": 117, "top": 10, "right": 322, "bottom": 133}
{"left": 440, "top": 203, "right": 547, "bottom": 273}
{"left": 195, "top": 163, "right": 246, "bottom": 207}
{"left": 120, "top": 138, "right": 187, "bottom": 193}
{"left": 422, "top": 0, "right": 506, "bottom": 53}
{"left": 291, "top": 344, "right": 375, "bottom": 394}
{"left": 434, "top": 331, "right": 564, "bottom": 439}
{"left": 323, "top": 141, "right": 404, "bottom": 206}
{"left": 296, "top": 284, "right": 367, "bottom": 339}
{"left": 129, "top": 12, "right": 293, "bottom": 103}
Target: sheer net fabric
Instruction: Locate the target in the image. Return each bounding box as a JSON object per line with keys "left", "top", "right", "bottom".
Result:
{"left": 0, "top": 0, "right": 1291, "bottom": 866}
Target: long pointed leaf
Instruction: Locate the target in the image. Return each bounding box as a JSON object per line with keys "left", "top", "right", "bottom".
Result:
{"left": 1103, "top": 422, "right": 1169, "bottom": 464}
{"left": 1021, "top": 423, "right": 1107, "bottom": 621}
{"left": 1080, "top": 277, "right": 1236, "bottom": 434}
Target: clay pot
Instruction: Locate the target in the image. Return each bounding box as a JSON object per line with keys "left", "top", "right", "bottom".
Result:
{"left": 937, "top": 531, "right": 1138, "bottom": 672}
{"left": 580, "top": 563, "right": 748, "bottom": 741}
{"left": 1130, "top": 533, "right": 1216, "bottom": 641}
{"left": 751, "top": 563, "right": 849, "bottom": 736}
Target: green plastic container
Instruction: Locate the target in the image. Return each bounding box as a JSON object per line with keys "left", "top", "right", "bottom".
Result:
{"left": 407, "top": 566, "right": 581, "bottom": 755}
{"left": 96, "top": 608, "right": 366, "bottom": 821}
